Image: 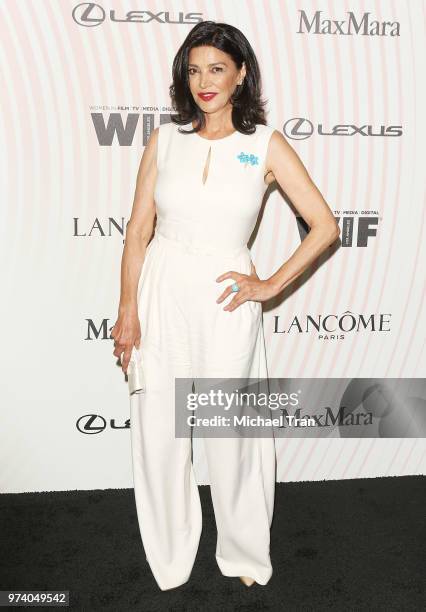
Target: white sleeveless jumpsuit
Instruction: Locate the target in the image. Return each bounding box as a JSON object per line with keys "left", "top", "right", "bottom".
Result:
{"left": 130, "top": 120, "right": 277, "bottom": 590}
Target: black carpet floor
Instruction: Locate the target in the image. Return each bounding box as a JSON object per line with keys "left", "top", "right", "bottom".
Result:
{"left": 0, "top": 475, "right": 424, "bottom": 611}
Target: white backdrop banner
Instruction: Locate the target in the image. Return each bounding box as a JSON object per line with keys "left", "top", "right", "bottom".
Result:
{"left": 1, "top": 0, "right": 424, "bottom": 493}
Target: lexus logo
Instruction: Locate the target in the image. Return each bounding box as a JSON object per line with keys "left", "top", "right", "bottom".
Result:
{"left": 76, "top": 414, "right": 107, "bottom": 433}
{"left": 283, "top": 118, "right": 314, "bottom": 140}
{"left": 76, "top": 414, "right": 130, "bottom": 434}
{"left": 283, "top": 118, "right": 402, "bottom": 139}
{"left": 72, "top": 3, "right": 203, "bottom": 27}
{"left": 72, "top": 3, "right": 105, "bottom": 27}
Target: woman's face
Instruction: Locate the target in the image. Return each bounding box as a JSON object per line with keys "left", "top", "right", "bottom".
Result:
{"left": 187, "top": 45, "right": 245, "bottom": 114}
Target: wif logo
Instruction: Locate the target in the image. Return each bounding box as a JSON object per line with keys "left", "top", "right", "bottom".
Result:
{"left": 91, "top": 112, "right": 172, "bottom": 146}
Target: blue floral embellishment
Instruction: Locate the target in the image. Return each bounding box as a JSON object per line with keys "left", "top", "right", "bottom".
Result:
{"left": 237, "top": 152, "right": 259, "bottom": 167}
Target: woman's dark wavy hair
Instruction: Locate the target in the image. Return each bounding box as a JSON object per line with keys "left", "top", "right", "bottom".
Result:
{"left": 169, "top": 20, "right": 268, "bottom": 135}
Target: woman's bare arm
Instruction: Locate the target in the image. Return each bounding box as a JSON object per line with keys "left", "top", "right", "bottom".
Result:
{"left": 264, "top": 130, "right": 340, "bottom": 294}
{"left": 118, "top": 127, "right": 159, "bottom": 314}
{"left": 111, "top": 126, "right": 159, "bottom": 372}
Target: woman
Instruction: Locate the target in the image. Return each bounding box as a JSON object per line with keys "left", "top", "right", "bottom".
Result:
{"left": 111, "top": 21, "right": 339, "bottom": 591}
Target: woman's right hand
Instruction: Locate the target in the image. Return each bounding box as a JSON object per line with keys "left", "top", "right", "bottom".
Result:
{"left": 111, "top": 308, "right": 141, "bottom": 375}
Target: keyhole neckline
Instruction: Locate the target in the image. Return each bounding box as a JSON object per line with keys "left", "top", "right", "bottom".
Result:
{"left": 190, "top": 121, "right": 239, "bottom": 142}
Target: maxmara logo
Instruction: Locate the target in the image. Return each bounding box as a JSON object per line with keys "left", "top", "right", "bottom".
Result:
{"left": 297, "top": 10, "right": 400, "bottom": 36}
{"left": 72, "top": 3, "right": 202, "bottom": 27}
{"left": 273, "top": 311, "right": 392, "bottom": 339}
{"left": 85, "top": 318, "right": 114, "bottom": 340}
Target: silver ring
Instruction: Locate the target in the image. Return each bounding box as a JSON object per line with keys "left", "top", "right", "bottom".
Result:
{"left": 231, "top": 282, "right": 240, "bottom": 293}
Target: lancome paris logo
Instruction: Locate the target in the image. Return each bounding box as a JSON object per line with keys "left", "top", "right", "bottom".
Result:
{"left": 283, "top": 118, "right": 402, "bottom": 140}
{"left": 73, "top": 216, "right": 126, "bottom": 240}
{"left": 72, "top": 3, "right": 203, "bottom": 27}
{"left": 297, "top": 10, "right": 400, "bottom": 36}
{"left": 273, "top": 311, "right": 392, "bottom": 340}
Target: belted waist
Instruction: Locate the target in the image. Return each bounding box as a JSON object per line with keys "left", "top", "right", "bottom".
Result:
{"left": 153, "top": 229, "right": 249, "bottom": 258}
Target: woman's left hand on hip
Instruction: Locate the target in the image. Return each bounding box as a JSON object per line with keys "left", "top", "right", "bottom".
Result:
{"left": 215, "top": 262, "right": 277, "bottom": 311}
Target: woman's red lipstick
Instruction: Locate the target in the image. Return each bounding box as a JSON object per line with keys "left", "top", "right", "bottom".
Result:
{"left": 198, "top": 92, "right": 217, "bottom": 101}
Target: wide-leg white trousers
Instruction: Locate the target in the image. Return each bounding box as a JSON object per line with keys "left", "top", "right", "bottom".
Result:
{"left": 130, "top": 231, "right": 276, "bottom": 590}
